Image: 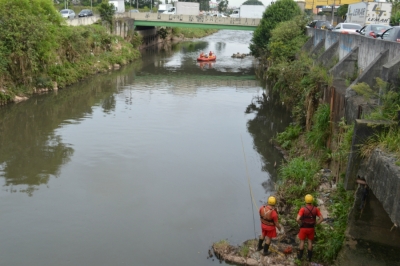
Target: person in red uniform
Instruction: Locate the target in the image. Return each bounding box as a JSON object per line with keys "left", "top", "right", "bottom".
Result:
{"left": 296, "top": 194, "right": 324, "bottom": 262}
{"left": 257, "top": 196, "right": 283, "bottom": 255}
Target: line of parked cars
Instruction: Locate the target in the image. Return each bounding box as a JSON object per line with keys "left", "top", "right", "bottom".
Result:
{"left": 59, "top": 9, "right": 94, "bottom": 19}
{"left": 307, "top": 20, "right": 400, "bottom": 43}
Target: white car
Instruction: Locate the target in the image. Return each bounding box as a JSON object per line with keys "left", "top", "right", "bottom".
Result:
{"left": 60, "top": 9, "right": 75, "bottom": 19}
{"left": 213, "top": 13, "right": 227, "bottom": 17}
{"left": 332, "top": 23, "right": 362, "bottom": 34}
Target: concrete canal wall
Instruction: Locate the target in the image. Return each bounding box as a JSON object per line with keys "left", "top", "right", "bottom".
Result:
{"left": 306, "top": 29, "right": 400, "bottom": 231}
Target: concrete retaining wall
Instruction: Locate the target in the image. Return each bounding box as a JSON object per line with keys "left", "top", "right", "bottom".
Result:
{"left": 357, "top": 149, "right": 400, "bottom": 226}
{"left": 307, "top": 29, "right": 400, "bottom": 73}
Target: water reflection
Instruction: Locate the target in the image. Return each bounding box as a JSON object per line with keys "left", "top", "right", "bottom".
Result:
{"left": 245, "top": 91, "right": 292, "bottom": 192}
{"left": 0, "top": 64, "right": 141, "bottom": 195}
{"left": 198, "top": 61, "right": 215, "bottom": 70}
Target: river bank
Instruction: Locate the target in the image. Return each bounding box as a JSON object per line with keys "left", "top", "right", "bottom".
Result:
{"left": 211, "top": 7, "right": 400, "bottom": 265}
{"left": 0, "top": 17, "right": 218, "bottom": 107}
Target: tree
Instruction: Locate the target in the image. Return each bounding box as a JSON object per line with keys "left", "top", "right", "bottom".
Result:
{"left": 267, "top": 15, "right": 308, "bottom": 61}
{"left": 250, "top": 0, "right": 301, "bottom": 57}
{"left": 337, "top": 4, "right": 348, "bottom": 19}
{"left": 242, "top": 0, "right": 263, "bottom": 5}
{"left": 218, "top": 0, "right": 228, "bottom": 13}
{"left": 98, "top": 0, "right": 115, "bottom": 30}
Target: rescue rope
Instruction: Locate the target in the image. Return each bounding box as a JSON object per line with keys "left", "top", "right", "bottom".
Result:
{"left": 240, "top": 135, "right": 259, "bottom": 241}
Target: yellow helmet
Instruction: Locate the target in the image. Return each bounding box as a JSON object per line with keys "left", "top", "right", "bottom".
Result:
{"left": 305, "top": 194, "right": 313, "bottom": 204}
{"left": 267, "top": 196, "right": 276, "bottom": 206}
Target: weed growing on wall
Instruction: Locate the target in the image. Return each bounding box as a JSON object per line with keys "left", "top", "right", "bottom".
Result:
{"left": 306, "top": 104, "right": 331, "bottom": 150}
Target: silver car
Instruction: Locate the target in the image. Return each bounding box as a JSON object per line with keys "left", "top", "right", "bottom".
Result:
{"left": 332, "top": 23, "right": 362, "bottom": 34}
{"left": 60, "top": 9, "right": 75, "bottom": 19}
{"left": 357, "top": 24, "right": 392, "bottom": 38}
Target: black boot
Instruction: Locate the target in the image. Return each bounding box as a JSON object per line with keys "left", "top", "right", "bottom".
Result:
{"left": 297, "top": 249, "right": 304, "bottom": 260}
{"left": 307, "top": 249, "right": 313, "bottom": 262}
{"left": 257, "top": 238, "right": 264, "bottom": 251}
{"left": 263, "top": 243, "right": 270, "bottom": 256}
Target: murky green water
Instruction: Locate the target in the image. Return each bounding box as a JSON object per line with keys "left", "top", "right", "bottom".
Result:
{"left": 0, "top": 30, "right": 291, "bottom": 266}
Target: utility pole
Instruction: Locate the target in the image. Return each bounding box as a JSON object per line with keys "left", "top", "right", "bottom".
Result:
{"left": 91, "top": 0, "right": 92, "bottom": 10}
{"left": 331, "top": 0, "right": 335, "bottom": 25}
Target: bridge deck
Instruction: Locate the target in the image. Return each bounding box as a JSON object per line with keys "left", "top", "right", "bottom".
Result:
{"left": 115, "top": 12, "right": 260, "bottom": 31}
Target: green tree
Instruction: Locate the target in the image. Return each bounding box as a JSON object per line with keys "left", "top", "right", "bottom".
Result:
{"left": 218, "top": 0, "right": 228, "bottom": 13}
{"left": 242, "top": 0, "right": 263, "bottom": 5}
{"left": 268, "top": 15, "right": 308, "bottom": 61}
{"left": 337, "top": 4, "right": 348, "bottom": 19}
{"left": 98, "top": 0, "right": 115, "bottom": 30}
{"left": 391, "top": 11, "right": 400, "bottom": 25}
{"left": 250, "top": 0, "right": 301, "bottom": 57}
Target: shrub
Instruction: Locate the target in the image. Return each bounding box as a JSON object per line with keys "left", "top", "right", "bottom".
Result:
{"left": 276, "top": 124, "right": 302, "bottom": 149}
{"left": 250, "top": 0, "right": 302, "bottom": 57}
{"left": 268, "top": 15, "right": 308, "bottom": 61}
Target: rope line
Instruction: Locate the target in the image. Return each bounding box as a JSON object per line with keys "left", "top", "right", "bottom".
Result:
{"left": 240, "top": 135, "right": 259, "bottom": 240}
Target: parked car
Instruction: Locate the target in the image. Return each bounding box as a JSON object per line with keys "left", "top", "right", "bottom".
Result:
{"left": 357, "top": 24, "right": 392, "bottom": 38}
{"left": 378, "top": 26, "right": 400, "bottom": 43}
{"left": 60, "top": 9, "right": 75, "bottom": 19}
{"left": 332, "top": 23, "right": 362, "bottom": 34}
{"left": 213, "top": 13, "right": 227, "bottom": 17}
{"left": 78, "top": 9, "right": 93, "bottom": 17}
{"left": 307, "top": 20, "right": 333, "bottom": 30}
{"left": 129, "top": 9, "right": 140, "bottom": 13}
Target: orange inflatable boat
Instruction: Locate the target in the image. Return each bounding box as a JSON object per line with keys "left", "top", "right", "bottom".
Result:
{"left": 197, "top": 55, "right": 216, "bottom": 61}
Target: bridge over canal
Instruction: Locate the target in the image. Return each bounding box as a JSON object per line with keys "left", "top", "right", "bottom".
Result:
{"left": 68, "top": 12, "right": 261, "bottom": 31}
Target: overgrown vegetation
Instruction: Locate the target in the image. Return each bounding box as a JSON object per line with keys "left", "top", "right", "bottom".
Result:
{"left": 306, "top": 104, "right": 331, "bottom": 150}
{"left": 248, "top": 2, "right": 360, "bottom": 263}
{"left": 98, "top": 0, "right": 116, "bottom": 31}
{"left": 278, "top": 157, "right": 321, "bottom": 205}
{"left": 358, "top": 80, "right": 400, "bottom": 163}
{"left": 250, "top": 0, "right": 302, "bottom": 57}
{"left": 313, "top": 184, "right": 353, "bottom": 262}
{"left": 276, "top": 124, "right": 302, "bottom": 149}
{"left": 0, "top": 0, "right": 141, "bottom": 101}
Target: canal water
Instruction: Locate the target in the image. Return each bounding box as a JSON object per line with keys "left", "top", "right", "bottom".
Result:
{"left": 0, "top": 30, "right": 291, "bottom": 266}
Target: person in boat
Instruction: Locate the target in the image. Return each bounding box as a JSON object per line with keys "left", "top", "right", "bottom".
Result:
{"left": 209, "top": 51, "right": 213, "bottom": 57}
{"left": 257, "top": 196, "right": 284, "bottom": 256}
{"left": 296, "top": 194, "right": 324, "bottom": 262}
{"left": 200, "top": 51, "right": 204, "bottom": 58}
